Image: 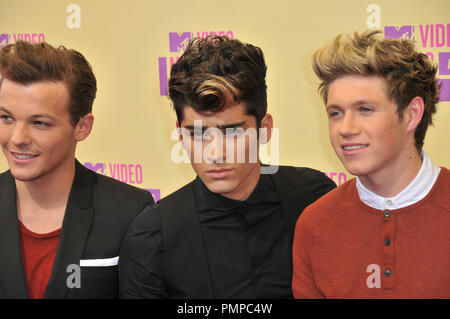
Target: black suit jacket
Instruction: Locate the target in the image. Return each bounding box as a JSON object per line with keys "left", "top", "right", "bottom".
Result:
{"left": 0, "top": 160, "right": 154, "bottom": 299}
{"left": 119, "top": 166, "right": 336, "bottom": 298}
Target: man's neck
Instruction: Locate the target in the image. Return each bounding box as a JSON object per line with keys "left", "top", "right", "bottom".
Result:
{"left": 358, "top": 149, "right": 423, "bottom": 198}
{"left": 15, "top": 161, "right": 76, "bottom": 233}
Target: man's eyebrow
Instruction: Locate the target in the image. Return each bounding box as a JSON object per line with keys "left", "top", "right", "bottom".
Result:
{"left": 183, "top": 121, "right": 247, "bottom": 131}
{"left": 326, "top": 100, "right": 379, "bottom": 109}
{"left": 0, "top": 106, "right": 56, "bottom": 121}
{"left": 325, "top": 104, "right": 345, "bottom": 114}
{"left": 0, "top": 106, "right": 10, "bottom": 113}
{"left": 350, "top": 99, "right": 379, "bottom": 107}
{"left": 217, "top": 121, "right": 246, "bottom": 130}
{"left": 184, "top": 125, "right": 206, "bottom": 131}
{"left": 30, "top": 113, "right": 57, "bottom": 121}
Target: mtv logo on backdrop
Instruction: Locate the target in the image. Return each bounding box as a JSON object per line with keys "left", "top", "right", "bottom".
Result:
{"left": 169, "top": 32, "right": 193, "bottom": 53}
{"left": 0, "top": 34, "right": 9, "bottom": 48}
{"left": 84, "top": 162, "right": 105, "bottom": 174}
{"left": 384, "top": 25, "right": 415, "bottom": 40}
{"left": 439, "top": 52, "right": 450, "bottom": 76}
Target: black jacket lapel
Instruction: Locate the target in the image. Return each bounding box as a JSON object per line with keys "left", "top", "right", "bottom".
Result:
{"left": 44, "top": 161, "right": 94, "bottom": 299}
{"left": 160, "top": 182, "right": 214, "bottom": 298}
{"left": 270, "top": 167, "right": 314, "bottom": 243}
{"left": 0, "top": 171, "right": 29, "bottom": 298}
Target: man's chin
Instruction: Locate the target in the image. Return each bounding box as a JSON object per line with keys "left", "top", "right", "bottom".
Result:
{"left": 9, "top": 169, "right": 41, "bottom": 182}
{"left": 341, "top": 164, "right": 369, "bottom": 178}
{"left": 202, "top": 179, "right": 236, "bottom": 196}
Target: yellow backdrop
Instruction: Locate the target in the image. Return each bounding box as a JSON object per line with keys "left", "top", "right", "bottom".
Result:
{"left": 1, "top": 0, "right": 449, "bottom": 200}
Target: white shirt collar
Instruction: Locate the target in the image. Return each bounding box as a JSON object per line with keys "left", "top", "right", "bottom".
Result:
{"left": 356, "top": 151, "right": 441, "bottom": 210}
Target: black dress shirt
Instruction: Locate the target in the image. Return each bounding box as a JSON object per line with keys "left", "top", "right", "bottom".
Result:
{"left": 119, "top": 166, "right": 337, "bottom": 299}
{"left": 194, "top": 174, "right": 291, "bottom": 298}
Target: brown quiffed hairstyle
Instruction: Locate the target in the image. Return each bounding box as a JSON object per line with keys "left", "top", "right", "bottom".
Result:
{"left": 0, "top": 41, "right": 97, "bottom": 126}
{"left": 312, "top": 30, "right": 440, "bottom": 151}
{"left": 168, "top": 36, "right": 267, "bottom": 125}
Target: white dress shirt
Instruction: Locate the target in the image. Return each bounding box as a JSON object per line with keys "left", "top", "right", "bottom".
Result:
{"left": 356, "top": 151, "right": 441, "bottom": 210}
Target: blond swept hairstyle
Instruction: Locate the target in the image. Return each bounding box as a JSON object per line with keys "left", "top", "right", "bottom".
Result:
{"left": 312, "top": 30, "right": 440, "bottom": 151}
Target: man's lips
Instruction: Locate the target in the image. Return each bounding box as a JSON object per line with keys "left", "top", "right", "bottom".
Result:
{"left": 205, "top": 168, "right": 234, "bottom": 178}
{"left": 341, "top": 144, "right": 369, "bottom": 151}
{"left": 10, "top": 151, "right": 39, "bottom": 161}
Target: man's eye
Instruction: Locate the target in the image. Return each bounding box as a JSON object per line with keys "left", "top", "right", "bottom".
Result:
{"left": 360, "top": 106, "right": 373, "bottom": 113}
{"left": 34, "top": 121, "right": 49, "bottom": 127}
{"left": 225, "top": 128, "right": 245, "bottom": 138}
{"left": 0, "top": 114, "right": 13, "bottom": 122}
{"left": 328, "top": 111, "right": 342, "bottom": 117}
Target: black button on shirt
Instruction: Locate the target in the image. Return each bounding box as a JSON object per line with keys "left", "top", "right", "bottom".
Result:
{"left": 194, "top": 174, "right": 290, "bottom": 298}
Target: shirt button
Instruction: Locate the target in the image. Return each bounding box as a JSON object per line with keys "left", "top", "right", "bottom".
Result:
{"left": 386, "top": 200, "right": 393, "bottom": 206}
{"left": 384, "top": 239, "right": 391, "bottom": 246}
{"left": 385, "top": 269, "right": 392, "bottom": 277}
{"left": 383, "top": 210, "right": 391, "bottom": 218}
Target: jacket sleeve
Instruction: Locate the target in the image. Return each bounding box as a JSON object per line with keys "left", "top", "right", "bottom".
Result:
{"left": 292, "top": 206, "right": 324, "bottom": 299}
{"left": 308, "top": 170, "right": 337, "bottom": 203}
{"left": 118, "top": 204, "right": 167, "bottom": 299}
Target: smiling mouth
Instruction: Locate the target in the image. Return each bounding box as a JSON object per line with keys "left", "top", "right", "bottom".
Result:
{"left": 342, "top": 144, "right": 368, "bottom": 151}
{"left": 11, "top": 152, "right": 39, "bottom": 159}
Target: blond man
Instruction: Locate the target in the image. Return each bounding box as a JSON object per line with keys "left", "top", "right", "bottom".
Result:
{"left": 292, "top": 30, "right": 449, "bottom": 298}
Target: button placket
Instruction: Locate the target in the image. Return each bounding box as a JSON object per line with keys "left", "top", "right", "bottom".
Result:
{"left": 381, "top": 210, "right": 396, "bottom": 290}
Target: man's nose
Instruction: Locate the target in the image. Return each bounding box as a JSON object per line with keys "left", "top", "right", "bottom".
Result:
{"left": 339, "top": 113, "right": 360, "bottom": 137}
{"left": 205, "top": 130, "right": 226, "bottom": 164}
{"left": 10, "top": 123, "right": 32, "bottom": 146}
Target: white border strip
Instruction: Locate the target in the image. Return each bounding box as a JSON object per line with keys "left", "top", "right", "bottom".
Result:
{"left": 80, "top": 256, "right": 119, "bottom": 267}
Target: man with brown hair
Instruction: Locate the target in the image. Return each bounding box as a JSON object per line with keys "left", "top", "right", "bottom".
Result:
{"left": 119, "top": 36, "right": 335, "bottom": 298}
{"left": 292, "top": 30, "right": 450, "bottom": 298}
{"left": 0, "top": 41, "right": 153, "bottom": 298}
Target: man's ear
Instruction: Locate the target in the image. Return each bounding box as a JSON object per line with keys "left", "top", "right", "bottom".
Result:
{"left": 75, "top": 113, "right": 94, "bottom": 142}
{"left": 176, "top": 120, "right": 182, "bottom": 142}
{"left": 404, "top": 97, "right": 424, "bottom": 134}
{"left": 259, "top": 113, "right": 273, "bottom": 144}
